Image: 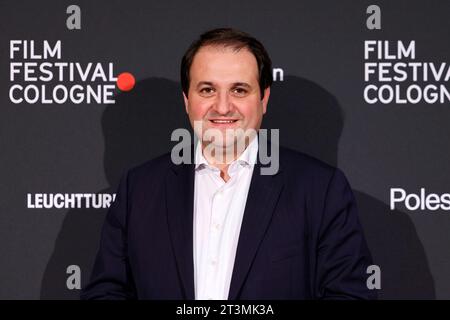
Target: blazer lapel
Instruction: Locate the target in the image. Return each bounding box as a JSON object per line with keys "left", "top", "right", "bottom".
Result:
{"left": 165, "top": 162, "right": 196, "bottom": 300}
{"left": 228, "top": 160, "right": 284, "bottom": 300}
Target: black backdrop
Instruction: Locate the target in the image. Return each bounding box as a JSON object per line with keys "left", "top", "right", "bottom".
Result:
{"left": 1, "top": 0, "right": 449, "bottom": 299}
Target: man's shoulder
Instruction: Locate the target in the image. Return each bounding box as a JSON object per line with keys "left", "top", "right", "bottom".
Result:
{"left": 279, "top": 145, "right": 335, "bottom": 173}
{"left": 278, "top": 145, "right": 338, "bottom": 182}
{"left": 277, "top": 146, "right": 352, "bottom": 202}
{"left": 126, "top": 151, "right": 176, "bottom": 182}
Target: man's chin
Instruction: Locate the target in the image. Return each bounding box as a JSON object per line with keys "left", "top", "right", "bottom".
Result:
{"left": 205, "top": 139, "right": 236, "bottom": 151}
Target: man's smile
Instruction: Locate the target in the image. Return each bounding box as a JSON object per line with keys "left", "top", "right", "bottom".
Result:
{"left": 208, "top": 118, "right": 240, "bottom": 126}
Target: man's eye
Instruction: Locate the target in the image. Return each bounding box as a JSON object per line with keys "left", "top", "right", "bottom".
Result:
{"left": 200, "top": 87, "right": 215, "bottom": 95}
{"left": 232, "top": 87, "right": 248, "bottom": 95}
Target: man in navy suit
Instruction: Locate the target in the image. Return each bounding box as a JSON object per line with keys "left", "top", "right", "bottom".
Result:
{"left": 81, "top": 28, "right": 375, "bottom": 300}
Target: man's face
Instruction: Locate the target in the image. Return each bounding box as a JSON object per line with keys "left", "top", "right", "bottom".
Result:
{"left": 183, "top": 45, "right": 270, "bottom": 149}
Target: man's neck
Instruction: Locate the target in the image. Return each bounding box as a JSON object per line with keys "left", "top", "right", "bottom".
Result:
{"left": 201, "top": 139, "right": 253, "bottom": 183}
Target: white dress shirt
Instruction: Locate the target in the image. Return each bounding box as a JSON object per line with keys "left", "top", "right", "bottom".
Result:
{"left": 193, "top": 137, "right": 258, "bottom": 300}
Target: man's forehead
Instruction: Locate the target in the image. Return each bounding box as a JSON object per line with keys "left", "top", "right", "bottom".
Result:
{"left": 190, "top": 45, "right": 259, "bottom": 82}
{"left": 193, "top": 45, "right": 257, "bottom": 63}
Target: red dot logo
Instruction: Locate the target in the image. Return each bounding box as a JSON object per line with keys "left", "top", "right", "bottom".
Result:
{"left": 116, "top": 72, "right": 135, "bottom": 91}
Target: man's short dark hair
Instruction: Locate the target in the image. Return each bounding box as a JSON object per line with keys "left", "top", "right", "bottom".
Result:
{"left": 180, "top": 28, "right": 273, "bottom": 99}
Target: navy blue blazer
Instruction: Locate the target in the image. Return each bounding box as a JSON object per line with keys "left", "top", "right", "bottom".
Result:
{"left": 81, "top": 146, "right": 375, "bottom": 300}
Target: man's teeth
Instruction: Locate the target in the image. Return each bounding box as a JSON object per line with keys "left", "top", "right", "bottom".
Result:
{"left": 211, "top": 120, "right": 237, "bottom": 123}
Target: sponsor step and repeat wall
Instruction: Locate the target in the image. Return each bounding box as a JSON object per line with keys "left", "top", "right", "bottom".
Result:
{"left": 1, "top": 0, "right": 449, "bottom": 299}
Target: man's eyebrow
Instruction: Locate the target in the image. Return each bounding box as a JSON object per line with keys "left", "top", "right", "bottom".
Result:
{"left": 231, "top": 82, "right": 251, "bottom": 88}
{"left": 196, "top": 81, "right": 214, "bottom": 88}
{"left": 195, "top": 81, "right": 252, "bottom": 88}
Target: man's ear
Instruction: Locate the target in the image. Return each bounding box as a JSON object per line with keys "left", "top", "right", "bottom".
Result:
{"left": 261, "top": 86, "right": 270, "bottom": 114}
{"left": 183, "top": 91, "right": 189, "bottom": 114}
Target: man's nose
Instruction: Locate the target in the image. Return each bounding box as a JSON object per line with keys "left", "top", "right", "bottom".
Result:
{"left": 213, "top": 91, "right": 233, "bottom": 115}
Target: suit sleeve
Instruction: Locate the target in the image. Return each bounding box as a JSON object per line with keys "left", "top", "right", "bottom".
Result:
{"left": 315, "top": 168, "right": 377, "bottom": 300}
{"left": 80, "top": 171, "right": 137, "bottom": 300}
